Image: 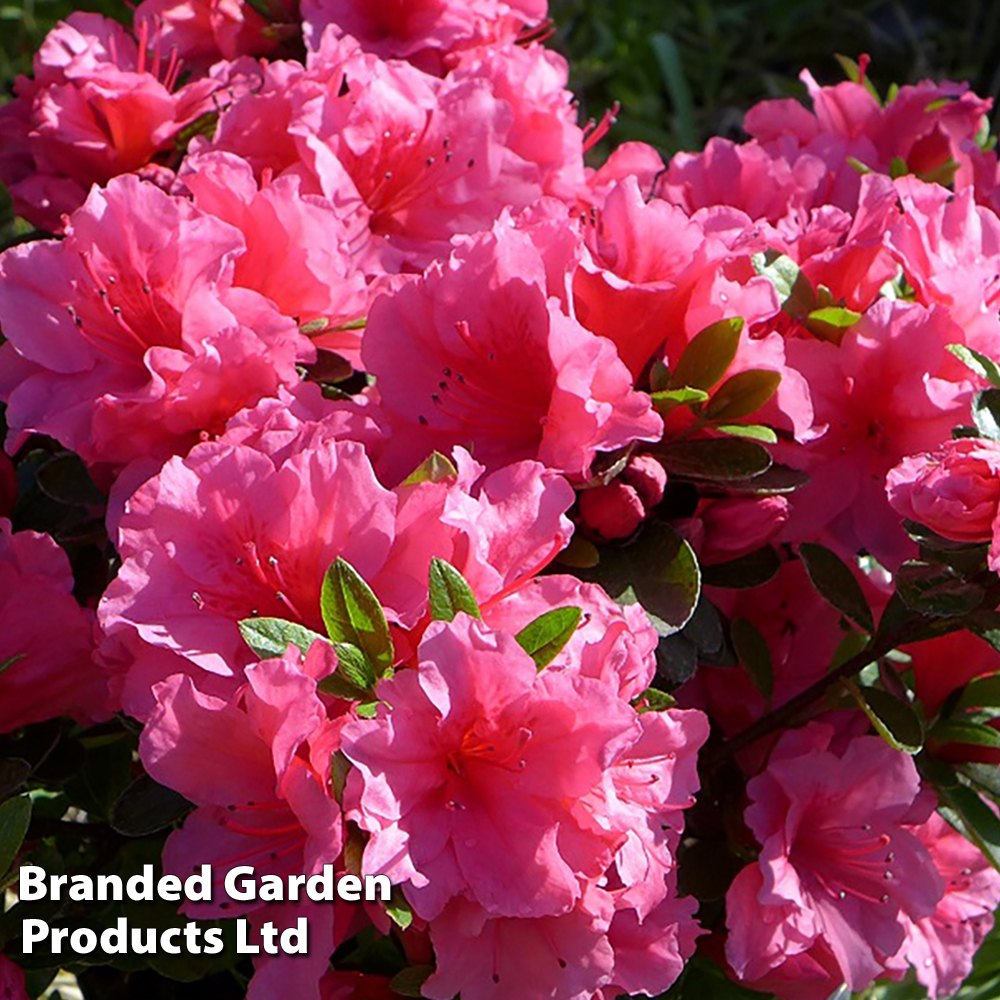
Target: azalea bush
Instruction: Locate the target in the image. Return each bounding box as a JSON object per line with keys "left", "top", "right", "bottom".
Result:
{"left": 3, "top": 3, "right": 1000, "bottom": 1000}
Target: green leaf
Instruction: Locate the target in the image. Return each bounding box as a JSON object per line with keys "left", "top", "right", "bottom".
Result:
{"left": 834, "top": 53, "right": 881, "bottom": 101}
{"left": 799, "top": 543, "right": 874, "bottom": 631}
{"left": 714, "top": 423, "right": 778, "bottom": 443}
{"left": 516, "top": 607, "right": 582, "bottom": 670}
{"left": 702, "top": 546, "right": 781, "bottom": 589}
{"left": 938, "top": 784, "right": 1000, "bottom": 872}
{"left": 896, "top": 560, "right": 985, "bottom": 617}
{"left": 751, "top": 251, "right": 816, "bottom": 318}
{"left": 658, "top": 438, "right": 772, "bottom": 482}
{"left": 239, "top": 617, "right": 330, "bottom": 660}
{"left": 110, "top": 775, "right": 190, "bottom": 837}
{"left": 931, "top": 720, "right": 1000, "bottom": 749}
{"left": 718, "top": 463, "right": 808, "bottom": 495}
{"left": 972, "top": 389, "right": 1000, "bottom": 441}
{"left": 556, "top": 535, "right": 600, "bottom": 569}
{"left": 632, "top": 687, "right": 677, "bottom": 712}
{"left": 320, "top": 558, "right": 394, "bottom": 676}
{"left": 355, "top": 701, "right": 380, "bottom": 719}
{"left": 582, "top": 522, "right": 701, "bottom": 639}
{"left": 731, "top": 618, "right": 773, "bottom": 700}
{"left": 805, "top": 306, "right": 862, "bottom": 345}
{"left": 957, "top": 675, "right": 1000, "bottom": 710}
{"left": 669, "top": 318, "right": 743, "bottom": 391}
{"left": 0, "top": 759, "right": 30, "bottom": 800}
{"left": 389, "top": 966, "right": 434, "bottom": 998}
{"left": 846, "top": 682, "right": 924, "bottom": 754}
{"left": 959, "top": 762, "right": 1000, "bottom": 798}
{"left": 651, "top": 386, "right": 709, "bottom": 416}
{"left": 0, "top": 654, "right": 25, "bottom": 678}
{"left": 654, "top": 633, "right": 699, "bottom": 686}
{"left": 650, "top": 33, "right": 697, "bottom": 151}
{"left": 401, "top": 451, "right": 458, "bottom": 486}
{"left": 428, "top": 558, "right": 481, "bottom": 622}
{"left": 947, "top": 343, "right": 1000, "bottom": 388}
{"left": 649, "top": 360, "right": 672, "bottom": 393}
{"left": 317, "top": 642, "right": 376, "bottom": 696}
{"left": 705, "top": 369, "right": 782, "bottom": 422}
{"left": 0, "top": 794, "right": 31, "bottom": 878}
{"left": 330, "top": 751, "right": 351, "bottom": 806}
{"left": 385, "top": 889, "right": 414, "bottom": 931}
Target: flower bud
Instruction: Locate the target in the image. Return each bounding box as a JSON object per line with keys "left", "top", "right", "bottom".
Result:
{"left": 700, "top": 496, "right": 789, "bottom": 564}
{"left": 579, "top": 482, "right": 645, "bottom": 541}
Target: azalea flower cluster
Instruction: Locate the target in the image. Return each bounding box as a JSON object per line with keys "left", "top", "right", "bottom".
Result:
{"left": 2, "top": 5, "right": 1000, "bottom": 1000}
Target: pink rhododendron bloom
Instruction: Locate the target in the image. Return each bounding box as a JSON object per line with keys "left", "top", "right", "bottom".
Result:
{"left": 100, "top": 438, "right": 396, "bottom": 676}
{"left": 134, "top": 0, "right": 298, "bottom": 73}
{"left": 887, "top": 177, "right": 1000, "bottom": 354}
{"left": 479, "top": 573, "right": 658, "bottom": 701}
{"left": 0, "top": 452, "right": 15, "bottom": 517}
{"left": 0, "top": 519, "right": 109, "bottom": 732}
{"left": 422, "top": 891, "right": 616, "bottom": 1000}
{"left": 0, "top": 175, "right": 311, "bottom": 472}
{"left": 342, "top": 613, "right": 640, "bottom": 919}
{"left": 301, "top": 0, "right": 547, "bottom": 68}
{"left": 0, "top": 957, "right": 29, "bottom": 1000}
{"left": 362, "top": 220, "right": 661, "bottom": 482}
{"left": 0, "top": 13, "right": 215, "bottom": 232}
{"left": 181, "top": 151, "right": 370, "bottom": 346}
{"left": 696, "top": 495, "right": 790, "bottom": 565}
{"left": 777, "top": 300, "right": 975, "bottom": 566}
{"left": 887, "top": 437, "right": 1000, "bottom": 549}
{"left": 343, "top": 612, "right": 707, "bottom": 995}
{"left": 146, "top": 644, "right": 345, "bottom": 1000}
{"left": 726, "top": 722, "right": 943, "bottom": 993}
{"left": 891, "top": 812, "right": 1000, "bottom": 998}
{"left": 100, "top": 436, "right": 575, "bottom": 677}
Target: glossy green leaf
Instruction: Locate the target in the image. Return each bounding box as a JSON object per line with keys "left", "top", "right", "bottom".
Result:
{"left": 731, "top": 617, "right": 773, "bottom": 700}
{"left": 110, "top": 775, "right": 190, "bottom": 838}
{"left": 896, "top": 560, "right": 985, "bottom": 618}
{"left": 389, "top": 966, "right": 434, "bottom": 998}
{"left": 385, "top": 888, "right": 414, "bottom": 930}
{"left": 669, "top": 317, "right": 743, "bottom": 391}
{"left": 702, "top": 546, "right": 781, "bottom": 589}
{"left": 714, "top": 423, "right": 778, "bottom": 443}
{"left": 957, "top": 675, "right": 1000, "bottom": 710}
{"left": 705, "top": 369, "right": 782, "bottom": 422}
{"left": 658, "top": 437, "right": 772, "bottom": 482}
{"left": 805, "top": 306, "right": 862, "bottom": 344}
{"left": 973, "top": 389, "right": 1000, "bottom": 441}
{"left": 632, "top": 687, "right": 677, "bottom": 712}
{"left": 0, "top": 794, "right": 31, "bottom": 878}
{"left": 516, "top": 607, "right": 582, "bottom": 670}
{"left": 317, "top": 642, "right": 376, "bottom": 696}
{"left": 428, "top": 558, "right": 481, "bottom": 622}
{"left": 401, "top": 451, "right": 458, "bottom": 486}
{"left": 239, "top": 617, "right": 329, "bottom": 660}
{"left": 932, "top": 720, "right": 1000, "bottom": 749}
{"left": 752, "top": 251, "right": 816, "bottom": 317}
{"left": 799, "top": 543, "right": 874, "bottom": 631}
{"left": 848, "top": 683, "right": 924, "bottom": 754}
{"left": 947, "top": 343, "right": 1000, "bottom": 388}
{"left": 651, "top": 386, "right": 709, "bottom": 415}
{"left": 321, "top": 558, "right": 394, "bottom": 676}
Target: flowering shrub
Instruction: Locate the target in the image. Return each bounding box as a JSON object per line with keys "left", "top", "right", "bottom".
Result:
{"left": 2, "top": 7, "right": 1000, "bottom": 1000}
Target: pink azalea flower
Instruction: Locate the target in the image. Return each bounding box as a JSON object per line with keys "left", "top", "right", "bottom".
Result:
{"left": 725, "top": 722, "right": 943, "bottom": 993}
{"left": 362, "top": 220, "right": 662, "bottom": 482}
{"left": 891, "top": 812, "right": 1000, "bottom": 998}
{"left": 887, "top": 177, "right": 1000, "bottom": 355}
{"left": 0, "top": 518, "right": 109, "bottom": 732}
{"left": 134, "top": 0, "right": 298, "bottom": 74}
{"left": 342, "top": 613, "right": 640, "bottom": 920}
{"left": 0, "top": 174, "right": 311, "bottom": 472}
{"left": 100, "top": 438, "right": 396, "bottom": 676}
{"left": 0, "top": 13, "right": 216, "bottom": 231}
{"left": 422, "top": 891, "right": 616, "bottom": 1000}
{"left": 146, "top": 645, "right": 342, "bottom": 916}
{"left": 100, "top": 436, "right": 574, "bottom": 677}
{"left": 301, "top": 0, "right": 547, "bottom": 68}
{"left": 146, "top": 644, "right": 345, "bottom": 1000}
{"left": 0, "top": 956, "right": 29, "bottom": 1000}
{"left": 181, "top": 151, "right": 371, "bottom": 350}
{"left": 777, "top": 300, "right": 976, "bottom": 566}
